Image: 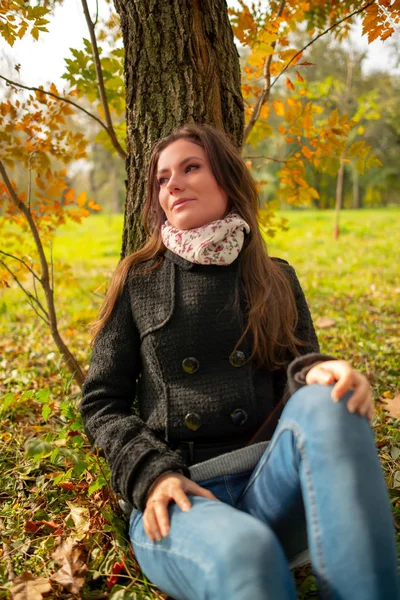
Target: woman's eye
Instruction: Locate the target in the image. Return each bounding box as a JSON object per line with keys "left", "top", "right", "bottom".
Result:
{"left": 157, "top": 164, "right": 199, "bottom": 186}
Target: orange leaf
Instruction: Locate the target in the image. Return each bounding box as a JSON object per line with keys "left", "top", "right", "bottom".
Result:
{"left": 25, "top": 520, "right": 41, "bottom": 534}
{"left": 298, "top": 61, "right": 314, "bottom": 66}
{"left": 64, "top": 188, "right": 74, "bottom": 203}
{"left": 88, "top": 200, "right": 101, "bottom": 211}
{"left": 59, "top": 482, "right": 76, "bottom": 490}
{"left": 259, "top": 104, "right": 270, "bottom": 119}
{"left": 76, "top": 192, "right": 87, "bottom": 207}
{"left": 286, "top": 78, "right": 295, "bottom": 91}
{"left": 301, "top": 145, "right": 313, "bottom": 160}
{"left": 296, "top": 71, "right": 304, "bottom": 82}
{"left": 107, "top": 561, "right": 125, "bottom": 591}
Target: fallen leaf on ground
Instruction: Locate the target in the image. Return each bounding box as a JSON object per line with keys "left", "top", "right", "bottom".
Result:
{"left": 382, "top": 393, "right": 400, "bottom": 419}
{"left": 106, "top": 560, "right": 125, "bottom": 591}
{"left": 66, "top": 502, "right": 90, "bottom": 538}
{"left": 10, "top": 571, "right": 52, "bottom": 600}
{"left": 24, "top": 520, "right": 63, "bottom": 536}
{"left": 315, "top": 317, "right": 337, "bottom": 328}
{"left": 50, "top": 538, "right": 88, "bottom": 594}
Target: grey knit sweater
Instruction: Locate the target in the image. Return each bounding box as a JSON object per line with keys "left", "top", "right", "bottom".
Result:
{"left": 80, "top": 249, "right": 333, "bottom": 511}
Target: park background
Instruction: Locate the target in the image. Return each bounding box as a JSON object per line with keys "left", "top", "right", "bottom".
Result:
{"left": 0, "top": 1, "right": 399, "bottom": 598}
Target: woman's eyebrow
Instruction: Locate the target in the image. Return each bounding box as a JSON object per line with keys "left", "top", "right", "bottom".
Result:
{"left": 157, "top": 156, "right": 204, "bottom": 176}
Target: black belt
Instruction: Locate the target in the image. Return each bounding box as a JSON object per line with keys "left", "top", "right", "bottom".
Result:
{"left": 171, "top": 439, "right": 245, "bottom": 467}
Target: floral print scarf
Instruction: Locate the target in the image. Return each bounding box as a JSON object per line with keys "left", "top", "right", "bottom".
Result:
{"left": 161, "top": 211, "right": 251, "bottom": 265}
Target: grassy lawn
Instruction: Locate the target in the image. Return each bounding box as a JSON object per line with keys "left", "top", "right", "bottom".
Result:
{"left": 0, "top": 208, "right": 399, "bottom": 598}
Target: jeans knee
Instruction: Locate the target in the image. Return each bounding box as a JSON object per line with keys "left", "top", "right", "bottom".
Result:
{"left": 213, "top": 521, "right": 282, "bottom": 575}
{"left": 286, "top": 383, "right": 360, "bottom": 431}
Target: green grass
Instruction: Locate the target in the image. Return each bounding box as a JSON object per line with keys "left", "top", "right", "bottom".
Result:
{"left": 0, "top": 209, "right": 399, "bottom": 599}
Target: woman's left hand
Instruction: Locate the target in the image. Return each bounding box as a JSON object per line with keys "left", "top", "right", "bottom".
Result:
{"left": 305, "top": 360, "right": 374, "bottom": 421}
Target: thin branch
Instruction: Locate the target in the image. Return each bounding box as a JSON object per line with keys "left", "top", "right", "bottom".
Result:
{"left": 0, "top": 160, "right": 50, "bottom": 288}
{"left": 0, "top": 74, "right": 107, "bottom": 132}
{"left": 270, "top": 0, "right": 376, "bottom": 92}
{"left": 243, "top": 155, "right": 288, "bottom": 163}
{"left": 243, "top": 0, "right": 377, "bottom": 143}
{"left": 243, "top": 0, "right": 286, "bottom": 142}
{"left": 33, "top": 257, "right": 40, "bottom": 306}
{"left": 94, "top": 0, "right": 99, "bottom": 27}
{"left": 27, "top": 151, "right": 38, "bottom": 212}
{"left": 0, "top": 250, "right": 41, "bottom": 282}
{"left": 0, "top": 161, "right": 86, "bottom": 387}
{"left": 81, "top": 0, "right": 126, "bottom": 161}
{"left": 50, "top": 240, "right": 54, "bottom": 296}
{"left": 0, "top": 259, "right": 50, "bottom": 324}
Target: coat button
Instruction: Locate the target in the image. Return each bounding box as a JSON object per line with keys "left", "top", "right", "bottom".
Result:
{"left": 229, "top": 350, "right": 246, "bottom": 367}
{"left": 184, "top": 412, "right": 202, "bottom": 431}
{"left": 182, "top": 357, "right": 200, "bottom": 374}
{"left": 230, "top": 408, "right": 248, "bottom": 426}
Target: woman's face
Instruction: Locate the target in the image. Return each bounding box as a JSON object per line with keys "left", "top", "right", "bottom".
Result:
{"left": 157, "top": 139, "right": 229, "bottom": 230}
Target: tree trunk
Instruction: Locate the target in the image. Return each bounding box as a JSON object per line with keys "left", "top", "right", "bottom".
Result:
{"left": 352, "top": 165, "right": 360, "bottom": 209}
{"left": 113, "top": 0, "right": 244, "bottom": 256}
{"left": 334, "top": 52, "right": 353, "bottom": 239}
{"left": 334, "top": 161, "right": 344, "bottom": 240}
{"left": 111, "top": 161, "right": 120, "bottom": 214}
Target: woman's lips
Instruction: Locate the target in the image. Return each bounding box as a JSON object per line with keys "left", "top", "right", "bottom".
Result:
{"left": 172, "top": 198, "right": 195, "bottom": 210}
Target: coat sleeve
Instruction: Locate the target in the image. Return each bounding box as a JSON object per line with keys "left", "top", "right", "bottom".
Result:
{"left": 80, "top": 280, "right": 190, "bottom": 512}
{"left": 272, "top": 260, "right": 336, "bottom": 403}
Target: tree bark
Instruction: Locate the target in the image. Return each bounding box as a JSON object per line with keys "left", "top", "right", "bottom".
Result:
{"left": 113, "top": 0, "right": 244, "bottom": 256}
{"left": 352, "top": 164, "right": 360, "bottom": 209}
{"left": 334, "top": 161, "right": 344, "bottom": 240}
{"left": 334, "top": 53, "right": 353, "bottom": 239}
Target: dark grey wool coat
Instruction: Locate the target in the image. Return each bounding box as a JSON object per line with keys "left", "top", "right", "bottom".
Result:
{"left": 80, "top": 248, "right": 332, "bottom": 511}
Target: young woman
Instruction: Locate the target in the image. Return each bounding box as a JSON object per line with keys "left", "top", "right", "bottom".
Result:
{"left": 80, "top": 123, "right": 399, "bottom": 600}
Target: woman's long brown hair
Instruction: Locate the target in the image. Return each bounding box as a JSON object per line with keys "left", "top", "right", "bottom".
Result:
{"left": 89, "top": 123, "right": 304, "bottom": 369}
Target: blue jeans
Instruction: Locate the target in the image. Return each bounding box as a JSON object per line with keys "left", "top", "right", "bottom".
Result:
{"left": 129, "top": 384, "right": 400, "bottom": 599}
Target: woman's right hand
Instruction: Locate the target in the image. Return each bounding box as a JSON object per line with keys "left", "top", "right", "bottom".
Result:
{"left": 143, "top": 472, "right": 219, "bottom": 542}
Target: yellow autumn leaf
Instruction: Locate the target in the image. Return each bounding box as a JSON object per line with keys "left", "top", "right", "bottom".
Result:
{"left": 259, "top": 104, "right": 270, "bottom": 119}
{"left": 258, "top": 31, "right": 278, "bottom": 44}
{"left": 258, "top": 43, "right": 275, "bottom": 55}
{"left": 301, "top": 145, "right": 313, "bottom": 160}
{"left": 64, "top": 188, "right": 74, "bottom": 203}
{"left": 248, "top": 51, "right": 265, "bottom": 68}
{"left": 76, "top": 192, "right": 87, "bottom": 207}
{"left": 247, "top": 120, "right": 273, "bottom": 147}
{"left": 273, "top": 100, "right": 285, "bottom": 116}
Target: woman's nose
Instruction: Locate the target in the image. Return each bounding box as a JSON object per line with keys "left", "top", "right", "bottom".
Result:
{"left": 166, "top": 173, "right": 184, "bottom": 193}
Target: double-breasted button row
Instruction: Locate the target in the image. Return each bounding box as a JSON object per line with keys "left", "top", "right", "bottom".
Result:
{"left": 184, "top": 408, "right": 248, "bottom": 431}
{"left": 230, "top": 408, "right": 248, "bottom": 426}
{"left": 182, "top": 357, "right": 200, "bottom": 374}
{"left": 184, "top": 412, "right": 202, "bottom": 431}
{"left": 182, "top": 351, "right": 247, "bottom": 374}
{"left": 229, "top": 350, "right": 246, "bottom": 367}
